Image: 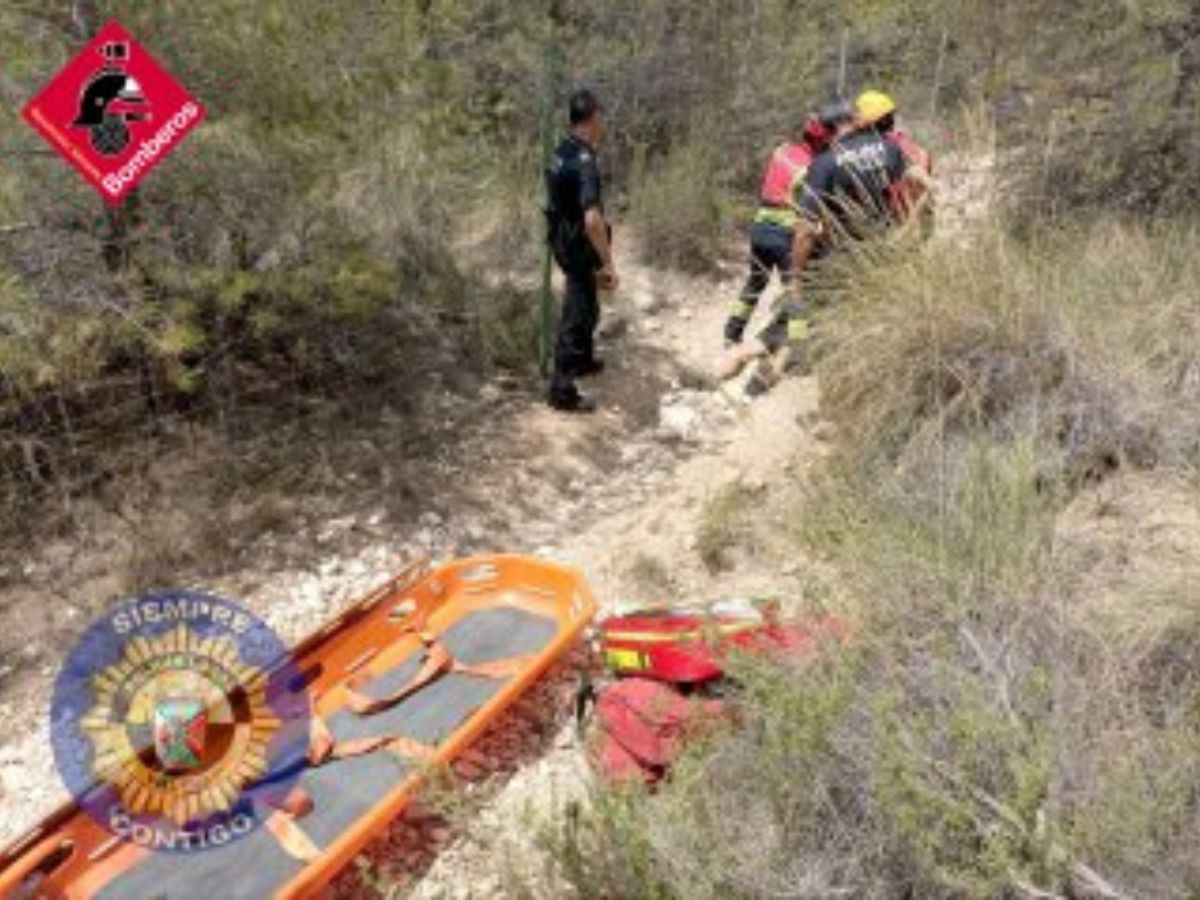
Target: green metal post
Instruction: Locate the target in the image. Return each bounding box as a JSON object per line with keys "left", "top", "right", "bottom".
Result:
{"left": 538, "top": 19, "right": 563, "bottom": 377}
{"left": 538, "top": 89, "right": 554, "bottom": 376}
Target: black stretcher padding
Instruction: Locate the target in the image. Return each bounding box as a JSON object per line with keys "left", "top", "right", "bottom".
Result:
{"left": 94, "top": 606, "right": 557, "bottom": 899}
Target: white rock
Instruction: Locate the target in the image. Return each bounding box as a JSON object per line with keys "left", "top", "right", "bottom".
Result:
{"left": 658, "top": 401, "right": 702, "bottom": 443}
{"left": 597, "top": 314, "right": 629, "bottom": 340}
{"left": 631, "top": 290, "right": 663, "bottom": 314}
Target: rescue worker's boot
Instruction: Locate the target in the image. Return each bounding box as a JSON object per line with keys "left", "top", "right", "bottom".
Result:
{"left": 779, "top": 338, "right": 812, "bottom": 377}
{"left": 744, "top": 356, "right": 781, "bottom": 397}
{"left": 723, "top": 301, "right": 754, "bottom": 346}
{"left": 781, "top": 315, "right": 814, "bottom": 376}
{"left": 744, "top": 319, "right": 812, "bottom": 397}
{"left": 548, "top": 387, "right": 598, "bottom": 414}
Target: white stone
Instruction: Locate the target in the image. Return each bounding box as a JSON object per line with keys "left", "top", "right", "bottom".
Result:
{"left": 658, "top": 401, "right": 702, "bottom": 443}
{"left": 631, "top": 289, "right": 663, "bottom": 314}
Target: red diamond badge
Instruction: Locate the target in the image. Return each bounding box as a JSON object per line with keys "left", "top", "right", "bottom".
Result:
{"left": 21, "top": 21, "right": 206, "bottom": 206}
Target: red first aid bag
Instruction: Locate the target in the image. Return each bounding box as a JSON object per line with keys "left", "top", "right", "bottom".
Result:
{"left": 593, "top": 678, "right": 725, "bottom": 784}
{"left": 600, "top": 600, "right": 847, "bottom": 684}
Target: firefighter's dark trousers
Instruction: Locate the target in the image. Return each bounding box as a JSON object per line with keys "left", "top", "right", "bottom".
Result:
{"left": 550, "top": 266, "right": 599, "bottom": 402}
{"left": 725, "top": 221, "right": 794, "bottom": 344}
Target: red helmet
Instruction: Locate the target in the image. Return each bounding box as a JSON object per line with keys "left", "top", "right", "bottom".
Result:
{"left": 802, "top": 116, "right": 831, "bottom": 149}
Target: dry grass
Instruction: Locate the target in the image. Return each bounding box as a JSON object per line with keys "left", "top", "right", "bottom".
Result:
{"left": 538, "top": 219, "right": 1200, "bottom": 900}
{"left": 624, "top": 552, "right": 673, "bottom": 596}
{"left": 816, "top": 221, "right": 1200, "bottom": 490}
{"left": 628, "top": 133, "right": 728, "bottom": 274}
{"left": 695, "top": 479, "right": 760, "bottom": 573}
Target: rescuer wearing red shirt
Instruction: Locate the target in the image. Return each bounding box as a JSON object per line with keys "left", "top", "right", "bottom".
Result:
{"left": 721, "top": 111, "right": 836, "bottom": 348}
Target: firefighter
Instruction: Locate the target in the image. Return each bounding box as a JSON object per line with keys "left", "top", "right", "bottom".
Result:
{"left": 855, "top": 89, "right": 935, "bottom": 229}
{"left": 721, "top": 113, "right": 834, "bottom": 348}
{"left": 544, "top": 88, "right": 617, "bottom": 414}
{"left": 771, "top": 91, "right": 927, "bottom": 383}
{"left": 723, "top": 96, "right": 928, "bottom": 395}
{"left": 796, "top": 91, "right": 930, "bottom": 256}
{"left": 717, "top": 101, "right": 855, "bottom": 389}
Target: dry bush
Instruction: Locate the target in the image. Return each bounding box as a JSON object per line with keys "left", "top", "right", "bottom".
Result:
{"left": 695, "top": 479, "right": 760, "bottom": 573}
{"left": 544, "top": 445, "right": 1200, "bottom": 900}
{"left": 628, "top": 133, "right": 729, "bottom": 274}
{"left": 816, "top": 221, "right": 1200, "bottom": 492}
{"left": 538, "top": 221, "right": 1200, "bottom": 899}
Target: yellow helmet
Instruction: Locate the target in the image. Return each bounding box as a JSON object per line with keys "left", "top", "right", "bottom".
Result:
{"left": 856, "top": 90, "right": 897, "bottom": 125}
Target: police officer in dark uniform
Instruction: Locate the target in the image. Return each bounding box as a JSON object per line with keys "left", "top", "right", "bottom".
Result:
{"left": 545, "top": 88, "right": 616, "bottom": 413}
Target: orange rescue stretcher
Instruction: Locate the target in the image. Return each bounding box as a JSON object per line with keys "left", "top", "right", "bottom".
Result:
{"left": 0, "top": 555, "right": 596, "bottom": 899}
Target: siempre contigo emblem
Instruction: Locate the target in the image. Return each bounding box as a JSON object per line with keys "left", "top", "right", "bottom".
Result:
{"left": 21, "top": 20, "right": 206, "bottom": 206}
{"left": 52, "top": 592, "right": 310, "bottom": 853}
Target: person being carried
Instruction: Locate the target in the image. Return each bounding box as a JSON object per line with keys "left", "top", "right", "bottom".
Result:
{"left": 545, "top": 88, "right": 617, "bottom": 414}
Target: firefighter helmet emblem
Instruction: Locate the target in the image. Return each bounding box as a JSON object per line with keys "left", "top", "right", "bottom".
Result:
{"left": 71, "top": 41, "right": 149, "bottom": 156}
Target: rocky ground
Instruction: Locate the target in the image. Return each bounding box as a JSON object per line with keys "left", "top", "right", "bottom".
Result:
{"left": 0, "top": 148, "right": 1003, "bottom": 897}
{"left": 0, "top": 244, "right": 832, "bottom": 861}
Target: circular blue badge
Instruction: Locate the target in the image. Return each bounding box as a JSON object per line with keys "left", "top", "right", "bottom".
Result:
{"left": 51, "top": 591, "right": 311, "bottom": 853}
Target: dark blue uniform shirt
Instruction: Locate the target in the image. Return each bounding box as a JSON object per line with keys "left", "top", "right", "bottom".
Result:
{"left": 546, "top": 134, "right": 603, "bottom": 272}
{"left": 800, "top": 129, "right": 907, "bottom": 238}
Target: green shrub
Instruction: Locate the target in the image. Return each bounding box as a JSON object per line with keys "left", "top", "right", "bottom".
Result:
{"left": 628, "top": 133, "right": 728, "bottom": 273}
{"left": 477, "top": 282, "right": 542, "bottom": 373}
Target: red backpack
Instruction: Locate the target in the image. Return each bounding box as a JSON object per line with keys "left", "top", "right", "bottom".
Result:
{"left": 592, "top": 678, "right": 726, "bottom": 783}
{"left": 588, "top": 602, "right": 848, "bottom": 783}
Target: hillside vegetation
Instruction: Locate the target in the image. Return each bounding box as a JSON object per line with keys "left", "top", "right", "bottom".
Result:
{"left": 2, "top": 3, "right": 1200, "bottom": 897}
{"left": 543, "top": 221, "right": 1200, "bottom": 899}
{"left": 2, "top": 0, "right": 1197, "bottom": 541}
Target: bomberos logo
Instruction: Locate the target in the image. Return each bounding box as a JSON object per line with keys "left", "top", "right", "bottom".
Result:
{"left": 21, "top": 20, "right": 206, "bottom": 205}
{"left": 52, "top": 591, "right": 309, "bottom": 852}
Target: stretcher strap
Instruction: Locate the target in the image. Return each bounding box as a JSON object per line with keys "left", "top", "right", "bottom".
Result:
{"left": 268, "top": 718, "right": 439, "bottom": 862}
{"left": 344, "top": 634, "right": 452, "bottom": 715}
{"left": 272, "top": 622, "right": 536, "bottom": 863}
{"left": 343, "top": 630, "right": 533, "bottom": 716}
{"left": 264, "top": 787, "right": 320, "bottom": 863}
{"left": 307, "top": 713, "right": 436, "bottom": 766}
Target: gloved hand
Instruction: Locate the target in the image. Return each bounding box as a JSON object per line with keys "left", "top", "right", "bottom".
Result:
{"left": 723, "top": 316, "right": 747, "bottom": 345}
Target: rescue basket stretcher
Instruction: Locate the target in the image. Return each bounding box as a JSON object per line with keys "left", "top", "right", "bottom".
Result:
{"left": 0, "top": 554, "right": 596, "bottom": 899}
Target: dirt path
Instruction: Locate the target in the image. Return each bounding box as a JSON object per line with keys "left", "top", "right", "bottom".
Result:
{"left": 0, "top": 249, "right": 831, "bottom": 857}
{"left": 392, "top": 150, "right": 999, "bottom": 898}
{"left": 0, "top": 148, "right": 995, "bottom": 896}
{"left": 400, "top": 261, "right": 839, "bottom": 899}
